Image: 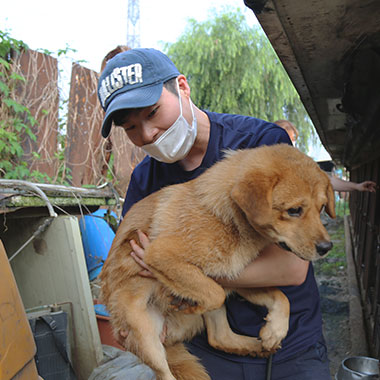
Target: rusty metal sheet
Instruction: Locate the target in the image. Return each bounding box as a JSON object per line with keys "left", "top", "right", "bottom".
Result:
{"left": 65, "top": 63, "right": 104, "bottom": 187}
{"left": 65, "top": 62, "right": 145, "bottom": 195}
{"left": 12, "top": 49, "right": 59, "bottom": 178}
{"left": 109, "top": 126, "right": 146, "bottom": 197}
{"left": 13, "top": 50, "right": 145, "bottom": 199}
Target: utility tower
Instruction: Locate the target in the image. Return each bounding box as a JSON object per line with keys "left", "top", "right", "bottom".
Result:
{"left": 127, "top": 0, "right": 141, "bottom": 48}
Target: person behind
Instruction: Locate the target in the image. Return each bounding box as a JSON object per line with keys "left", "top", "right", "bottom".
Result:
{"left": 274, "top": 119, "right": 299, "bottom": 145}
{"left": 274, "top": 119, "right": 377, "bottom": 193}
{"left": 100, "top": 45, "right": 130, "bottom": 72}
{"left": 98, "top": 48, "right": 330, "bottom": 379}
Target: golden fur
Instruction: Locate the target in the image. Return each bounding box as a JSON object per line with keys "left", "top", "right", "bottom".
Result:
{"left": 100, "top": 144, "right": 335, "bottom": 380}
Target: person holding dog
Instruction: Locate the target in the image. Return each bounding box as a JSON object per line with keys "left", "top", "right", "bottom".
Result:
{"left": 98, "top": 48, "right": 331, "bottom": 380}
{"left": 275, "top": 119, "right": 377, "bottom": 193}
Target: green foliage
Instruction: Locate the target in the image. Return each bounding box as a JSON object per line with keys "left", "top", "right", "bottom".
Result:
{"left": 0, "top": 30, "right": 28, "bottom": 58}
{"left": 106, "top": 153, "right": 115, "bottom": 183}
{"left": 165, "top": 8, "right": 315, "bottom": 153}
{"left": 37, "top": 44, "right": 77, "bottom": 57}
{"left": 335, "top": 198, "right": 350, "bottom": 217}
{"left": 314, "top": 218, "right": 346, "bottom": 276}
{"left": 0, "top": 30, "right": 36, "bottom": 179}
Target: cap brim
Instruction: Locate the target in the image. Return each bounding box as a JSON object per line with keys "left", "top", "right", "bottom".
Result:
{"left": 101, "top": 82, "right": 163, "bottom": 138}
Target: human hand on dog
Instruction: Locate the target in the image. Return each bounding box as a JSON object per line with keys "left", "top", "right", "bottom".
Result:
{"left": 130, "top": 231, "right": 198, "bottom": 311}
{"left": 130, "top": 230, "right": 156, "bottom": 278}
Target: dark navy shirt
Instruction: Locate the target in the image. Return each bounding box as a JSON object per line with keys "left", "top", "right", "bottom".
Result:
{"left": 122, "top": 111, "right": 323, "bottom": 363}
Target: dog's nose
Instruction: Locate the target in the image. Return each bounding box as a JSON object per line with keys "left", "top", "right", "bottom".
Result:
{"left": 316, "top": 241, "right": 333, "bottom": 256}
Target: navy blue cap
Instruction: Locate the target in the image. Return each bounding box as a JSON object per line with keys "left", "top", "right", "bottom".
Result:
{"left": 98, "top": 48, "right": 180, "bottom": 138}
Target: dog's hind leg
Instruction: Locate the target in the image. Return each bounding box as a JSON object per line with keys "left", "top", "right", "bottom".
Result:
{"left": 112, "top": 284, "right": 176, "bottom": 380}
{"left": 203, "top": 305, "right": 263, "bottom": 356}
{"left": 236, "top": 288, "right": 290, "bottom": 354}
{"left": 166, "top": 343, "right": 211, "bottom": 380}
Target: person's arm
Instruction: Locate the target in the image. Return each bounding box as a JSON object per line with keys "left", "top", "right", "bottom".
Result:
{"left": 130, "top": 231, "right": 309, "bottom": 287}
{"left": 329, "top": 175, "right": 377, "bottom": 193}
{"left": 215, "top": 244, "right": 309, "bottom": 288}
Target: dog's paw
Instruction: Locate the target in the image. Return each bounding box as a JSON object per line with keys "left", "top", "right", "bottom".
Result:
{"left": 247, "top": 344, "right": 265, "bottom": 358}
{"left": 254, "top": 348, "right": 277, "bottom": 359}
{"left": 168, "top": 295, "right": 202, "bottom": 313}
{"left": 247, "top": 341, "right": 276, "bottom": 359}
{"left": 258, "top": 321, "right": 285, "bottom": 353}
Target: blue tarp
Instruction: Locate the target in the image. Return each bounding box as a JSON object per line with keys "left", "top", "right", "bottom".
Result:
{"left": 79, "top": 209, "right": 116, "bottom": 281}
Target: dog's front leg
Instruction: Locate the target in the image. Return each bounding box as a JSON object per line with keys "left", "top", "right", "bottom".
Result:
{"left": 236, "top": 287, "right": 290, "bottom": 355}
{"left": 144, "top": 236, "right": 226, "bottom": 314}
{"left": 203, "top": 304, "right": 263, "bottom": 356}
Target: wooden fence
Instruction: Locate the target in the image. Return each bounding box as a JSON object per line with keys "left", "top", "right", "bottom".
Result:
{"left": 12, "top": 48, "right": 145, "bottom": 197}
{"left": 350, "top": 157, "right": 380, "bottom": 358}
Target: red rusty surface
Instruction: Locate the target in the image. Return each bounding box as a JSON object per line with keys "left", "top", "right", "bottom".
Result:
{"left": 66, "top": 62, "right": 145, "bottom": 194}
{"left": 109, "top": 126, "right": 145, "bottom": 197}
{"left": 12, "top": 49, "right": 145, "bottom": 197}
{"left": 65, "top": 63, "right": 104, "bottom": 187}
{"left": 13, "top": 49, "right": 59, "bottom": 178}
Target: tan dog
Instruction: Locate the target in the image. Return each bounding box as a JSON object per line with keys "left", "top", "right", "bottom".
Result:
{"left": 100, "top": 144, "right": 335, "bottom": 380}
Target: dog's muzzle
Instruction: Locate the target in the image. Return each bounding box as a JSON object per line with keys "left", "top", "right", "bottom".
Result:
{"left": 278, "top": 241, "right": 333, "bottom": 257}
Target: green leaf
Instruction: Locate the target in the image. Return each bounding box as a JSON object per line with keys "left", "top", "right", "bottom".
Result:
{"left": 0, "top": 140, "right": 6, "bottom": 153}
{"left": 0, "top": 80, "right": 9, "bottom": 96}
{"left": 0, "top": 57, "right": 10, "bottom": 69}
{"left": 9, "top": 72, "right": 26, "bottom": 82}
{"left": 4, "top": 98, "right": 27, "bottom": 114}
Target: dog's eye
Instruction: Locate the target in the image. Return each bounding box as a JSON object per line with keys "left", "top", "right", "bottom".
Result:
{"left": 287, "top": 207, "right": 302, "bottom": 217}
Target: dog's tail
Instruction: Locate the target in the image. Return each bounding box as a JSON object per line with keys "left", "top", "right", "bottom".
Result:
{"left": 166, "top": 343, "right": 211, "bottom": 380}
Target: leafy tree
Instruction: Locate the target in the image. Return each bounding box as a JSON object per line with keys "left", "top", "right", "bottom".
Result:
{"left": 165, "top": 8, "right": 316, "bottom": 153}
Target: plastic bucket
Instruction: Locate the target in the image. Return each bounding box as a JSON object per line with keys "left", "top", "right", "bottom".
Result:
{"left": 79, "top": 209, "right": 116, "bottom": 280}
{"left": 336, "top": 356, "right": 379, "bottom": 380}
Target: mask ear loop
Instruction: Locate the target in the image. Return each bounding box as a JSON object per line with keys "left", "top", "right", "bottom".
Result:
{"left": 176, "top": 78, "right": 184, "bottom": 115}
{"left": 189, "top": 98, "right": 195, "bottom": 123}
{"left": 176, "top": 77, "right": 195, "bottom": 123}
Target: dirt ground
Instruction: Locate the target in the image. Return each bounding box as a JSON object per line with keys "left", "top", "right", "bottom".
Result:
{"left": 314, "top": 215, "right": 353, "bottom": 378}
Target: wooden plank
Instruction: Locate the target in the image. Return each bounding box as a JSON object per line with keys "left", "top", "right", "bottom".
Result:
{"left": 0, "top": 180, "right": 118, "bottom": 199}
{"left": 0, "top": 240, "right": 38, "bottom": 380}
{"left": 1, "top": 195, "right": 117, "bottom": 209}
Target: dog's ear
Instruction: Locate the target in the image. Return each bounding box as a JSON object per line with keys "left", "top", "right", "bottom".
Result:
{"left": 231, "top": 171, "right": 278, "bottom": 227}
{"left": 325, "top": 181, "right": 336, "bottom": 218}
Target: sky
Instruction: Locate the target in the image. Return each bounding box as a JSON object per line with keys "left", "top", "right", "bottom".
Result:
{"left": 1, "top": 0, "right": 257, "bottom": 72}
{"left": 1, "top": 0, "right": 330, "bottom": 160}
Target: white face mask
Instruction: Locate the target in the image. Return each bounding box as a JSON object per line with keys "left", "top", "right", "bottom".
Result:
{"left": 142, "top": 79, "right": 197, "bottom": 163}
